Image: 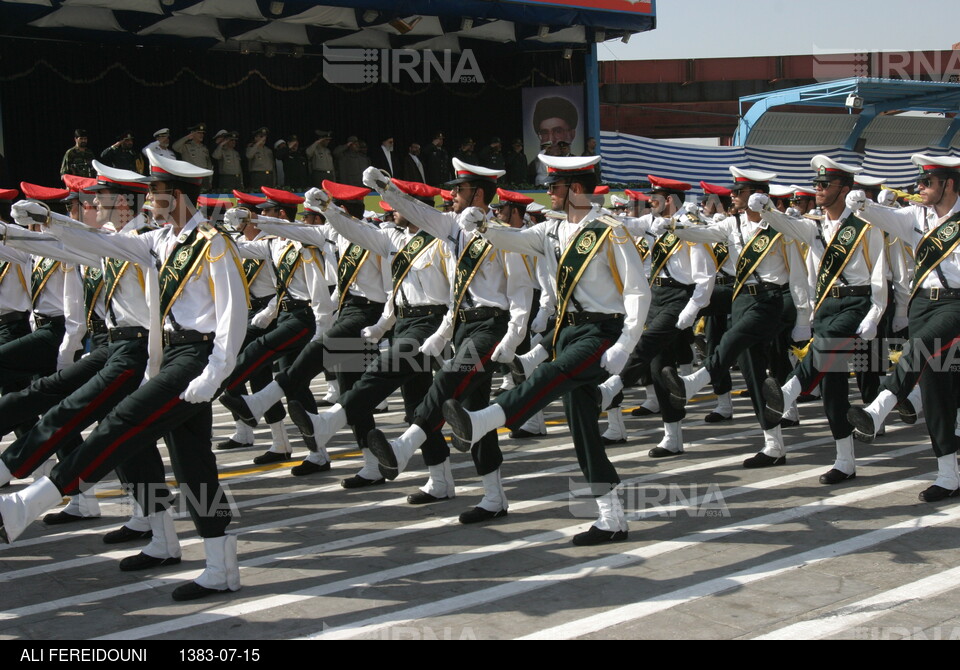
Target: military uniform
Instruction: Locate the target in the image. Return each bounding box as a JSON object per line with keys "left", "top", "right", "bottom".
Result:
{"left": 213, "top": 141, "right": 244, "bottom": 192}
{"left": 246, "top": 141, "right": 275, "bottom": 190}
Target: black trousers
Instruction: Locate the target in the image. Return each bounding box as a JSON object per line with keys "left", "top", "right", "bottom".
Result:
{"left": 700, "top": 283, "right": 733, "bottom": 395}
{"left": 0, "top": 317, "right": 66, "bottom": 389}
{"left": 0, "top": 312, "right": 32, "bottom": 395}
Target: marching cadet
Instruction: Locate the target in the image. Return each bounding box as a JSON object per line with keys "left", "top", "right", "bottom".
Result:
{"left": 2, "top": 162, "right": 176, "bottom": 554}
{"left": 845, "top": 154, "right": 960, "bottom": 502}
{"left": 442, "top": 154, "right": 650, "bottom": 546}
{"left": 0, "top": 150, "right": 248, "bottom": 601}
{"left": 756, "top": 155, "right": 887, "bottom": 485}
{"left": 280, "top": 179, "right": 453, "bottom": 491}
{"left": 219, "top": 187, "right": 336, "bottom": 465}
{"left": 222, "top": 182, "right": 392, "bottom": 476}
{"left": 0, "top": 187, "right": 32, "bottom": 396}
{"left": 362, "top": 163, "right": 534, "bottom": 524}
{"left": 661, "top": 166, "right": 808, "bottom": 468}
{"left": 172, "top": 123, "right": 213, "bottom": 190}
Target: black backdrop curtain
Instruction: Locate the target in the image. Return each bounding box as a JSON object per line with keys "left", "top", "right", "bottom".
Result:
{"left": 0, "top": 39, "right": 584, "bottom": 188}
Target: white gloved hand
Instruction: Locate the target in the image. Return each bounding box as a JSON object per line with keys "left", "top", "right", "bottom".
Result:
{"left": 856, "top": 318, "right": 878, "bottom": 341}
{"left": 877, "top": 189, "right": 897, "bottom": 207}
{"left": 712, "top": 212, "right": 727, "bottom": 224}
{"left": 223, "top": 207, "right": 248, "bottom": 231}
{"left": 361, "top": 323, "right": 387, "bottom": 344}
{"left": 747, "top": 193, "right": 770, "bottom": 213}
{"left": 600, "top": 342, "right": 630, "bottom": 376}
{"left": 362, "top": 166, "right": 389, "bottom": 192}
{"left": 250, "top": 307, "right": 276, "bottom": 330}
{"left": 530, "top": 309, "right": 550, "bottom": 334}
{"left": 10, "top": 200, "right": 48, "bottom": 227}
{"left": 892, "top": 316, "right": 909, "bottom": 333}
{"left": 791, "top": 325, "right": 812, "bottom": 341}
{"left": 530, "top": 331, "right": 544, "bottom": 348}
{"left": 459, "top": 206, "right": 486, "bottom": 233}
{"left": 785, "top": 207, "right": 800, "bottom": 218}
{"left": 845, "top": 190, "right": 867, "bottom": 212}
{"left": 419, "top": 332, "right": 449, "bottom": 357}
{"left": 681, "top": 202, "right": 699, "bottom": 217}
{"left": 491, "top": 340, "right": 517, "bottom": 364}
{"left": 304, "top": 187, "right": 329, "bottom": 209}
{"left": 675, "top": 303, "right": 700, "bottom": 330}
{"left": 180, "top": 376, "right": 219, "bottom": 404}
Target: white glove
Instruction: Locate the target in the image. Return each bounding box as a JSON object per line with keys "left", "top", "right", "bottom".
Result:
{"left": 747, "top": 193, "right": 770, "bottom": 213}
{"left": 304, "top": 187, "right": 329, "bottom": 209}
{"left": 785, "top": 207, "right": 800, "bottom": 218}
{"left": 362, "top": 166, "right": 389, "bottom": 192}
{"left": 530, "top": 331, "right": 544, "bottom": 348}
{"left": 600, "top": 342, "right": 630, "bottom": 376}
{"left": 877, "top": 189, "right": 897, "bottom": 207}
{"left": 223, "top": 207, "right": 248, "bottom": 231}
{"left": 530, "top": 309, "right": 550, "bottom": 334}
{"left": 845, "top": 190, "right": 867, "bottom": 212}
{"left": 856, "top": 318, "right": 878, "bottom": 341}
{"left": 892, "top": 316, "right": 909, "bottom": 333}
{"left": 361, "top": 323, "right": 387, "bottom": 344}
{"left": 791, "top": 325, "right": 812, "bottom": 341}
{"left": 250, "top": 306, "right": 276, "bottom": 330}
{"left": 458, "top": 206, "right": 486, "bottom": 233}
{"left": 10, "top": 200, "right": 47, "bottom": 227}
{"left": 712, "top": 213, "right": 726, "bottom": 224}
{"left": 491, "top": 340, "right": 517, "bottom": 364}
{"left": 180, "top": 376, "right": 219, "bottom": 404}
{"left": 675, "top": 303, "right": 700, "bottom": 330}
{"left": 419, "top": 332, "right": 449, "bottom": 357}
{"left": 681, "top": 202, "right": 699, "bottom": 217}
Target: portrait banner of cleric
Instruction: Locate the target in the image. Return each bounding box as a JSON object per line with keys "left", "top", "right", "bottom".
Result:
{"left": 521, "top": 85, "right": 585, "bottom": 163}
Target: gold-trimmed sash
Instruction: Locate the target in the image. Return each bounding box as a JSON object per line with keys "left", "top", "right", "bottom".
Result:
{"left": 451, "top": 234, "right": 494, "bottom": 327}
{"left": 337, "top": 242, "right": 370, "bottom": 311}
{"left": 31, "top": 257, "right": 61, "bottom": 305}
{"left": 390, "top": 230, "right": 437, "bottom": 295}
{"left": 553, "top": 225, "right": 613, "bottom": 348}
{"left": 813, "top": 214, "right": 870, "bottom": 312}
{"left": 732, "top": 227, "right": 782, "bottom": 299}
{"left": 911, "top": 211, "right": 960, "bottom": 298}
{"left": 158, "top": 229, "right": 211, "bottom": 321}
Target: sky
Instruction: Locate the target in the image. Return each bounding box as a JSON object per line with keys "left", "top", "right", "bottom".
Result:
{"left": 599, "top": 0, "right": 959, "bottom": 61}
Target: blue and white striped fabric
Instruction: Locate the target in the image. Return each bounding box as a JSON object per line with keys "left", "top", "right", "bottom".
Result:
{"left": 600, "top": 131, "right": 960, "bottom": 194}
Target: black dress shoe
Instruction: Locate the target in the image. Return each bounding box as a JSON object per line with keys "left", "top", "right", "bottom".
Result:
{"left": 43, "top": 510, "right": 93, "bottom": 525}
{"left": 648, "top": 446, "right": 682, "bottom": 458}
{"left": 743, "top": 452, "right": 786, "bottom": 469}
{"left": 601, "top": 436, "right": 627, "bottom": 445}
{"left": 847, "top": 406, "right": 876, "bottom": 443}
{"left": 171, "top": 581, "right": 232, "bottom": 602}
{"left": 819, "top": 469, "right": 856, "bottom": 485}
{"left": 340, "top": 474, "right": 385, "bottom": 489}
{"left": 797, "top": 392, "right": 819, "bottom": 404}
{"left": 459, "top": 507, "right": 507, "bottom": 524}
{"left": 704, "top": 411, "right": 732, "bottom": 423}
{"left": 510, "top": 428, "right": 546, "bottom": 439}
{"left": 407, "top": 491, "right": 450, "bottom": 505}
{"left": 779, "top": 418, "right": 800, "bottom": 428}
{"left": 630, "top": 405, "right": 659, "bottom": 417}
{"left": 219, "top": 394, "right": 257, "bottom": 427}
{"left": 450, "top": 435, "right": 472, "bottom": 453}
{"left": 372, "top": 404, "right": 389, "bottom": 415}
{"left": 216, "top": 438, "right": 253, "bottom": 451}
{"left": 252, "top": 451, "right": 292, "bottom": 465}
{"left": 897, "top": 398, "right": 918, "bottom": 425}
{"left": 602, "top": 391, "right": 624, "bottom": 412}
{"left": 572, "top": 526, "right": 628, "bottom": 546}
{"left": 918, "top": 485, "right": 960, "bottom": 503}
{"left": 291, "top": 460, "right": 331, "bottom": 477}
{"left": 119, "top": 552, "right": 182, "bottom": 572}
{"left": 760, "top": 377, "right": 785, "bottom": 426}
{"left": 288, "top": 401, "right": 318, "bottom": 452}
{"left": 659, "top": 366, "right": 687, "bottom": 410}
{"left": 507, "top": 356, "right": 526, "bottom": 383}
{"left": 442, "top": 399, "right": 472, "bottom": 444}
{"left": 103, "top": 526, "right": 153, "bottom": 544}
{"left": 366, "top": 429, "right": 399, "bottom": 480}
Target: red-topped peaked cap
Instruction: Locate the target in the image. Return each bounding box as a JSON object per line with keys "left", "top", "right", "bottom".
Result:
{"left": 391, "top": 178, "right": 442, "bottom": 198}
{"left": 322, "top": 180, "right": 371, "bottom": 203}
{"left": 647, "top": 175, "right": 692, "bottom": 194}
{"left": 260, "top": 186, "right": 304, "bottom": 206}
{"left": 700, "top": 181, "right": 731, "bottom": 197}
{"left": 0, "top": 188, "right": 18, "bottom": 202}
{"left": 233, "top": 190, "right": 267, "bottom": 206}
{"left": 20, "top": 182, "right": 70, "bottom": 202}
{"left": 624, "top": 188, "right": 650, "bottom": 202}
{"left": 496, "top": 188, "right": 534, "bottom": 206}
{"left": 61, "top": 175, "right": 97, "bottom": 194}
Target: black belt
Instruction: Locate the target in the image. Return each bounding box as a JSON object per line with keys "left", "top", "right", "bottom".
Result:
{"left": 396, "top": 304, "right": 447, "bottom": 319}
{"left": 0, "top": 310, "right": 29, "bottom": 326}
{"left": 280, "top": 298, "right": 310, "bottom": 312}
{"left": 923, "top": 287, "right": 960, "bottom": 301}
{"left": 33, "top": 313, "right": 65, "bottom": 328}
{"left": 652, "top": 277, "right": 694, "bottom": 289}
{"left": 457, "top": 306, "right": 507, "bottom": 323}
{"left": 827, "top": 285, "right": 871, "bottom": 298}
{"left": 250, "top": 295, "right": 273, "bottom": 310}
{"left": 741, "top": 281, "right": 784, "bottom": 296}
{"left": 88, "top": 319, "right": 108, "bottom": 335}
{"left": 163, "top": 329, "right": 214, "bottom": 346}
{"left": 344, "top": 294, "right": 384, "bottom": 308}
{"left": 715, "top": 275, "right": 732, "bottom": 286}
{"left": 563, "top": 311, "right": 623, "bottom": 326}
{"left": 109, "top": 326, "right": 149, "bottom": 343}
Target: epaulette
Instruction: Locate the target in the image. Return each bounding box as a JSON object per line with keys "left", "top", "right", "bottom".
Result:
{"left": 596, "top": 214, "right": 623, "bottom": 228}
{"left": 802, "top": 213, "right": 824, "bottom": 222}
{"left": 198, "top": 221, "right": 220, "bottom": 240}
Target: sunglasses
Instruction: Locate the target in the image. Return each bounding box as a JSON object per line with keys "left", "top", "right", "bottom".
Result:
{"left": 917, "top": 177, "right": 938, "bottom": 188}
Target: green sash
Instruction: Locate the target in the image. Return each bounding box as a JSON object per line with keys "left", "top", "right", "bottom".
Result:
{"left": 451, "top": 234, "right": 494, "bottom": 327}
{"left": 732, "top": 226, "right": 783, "bottom": 299}
{"left": 911, "top": 211, "right": 960, "bottom": 298}
{"left": 710, "top": 242, "right": 729, "bottom": 271}
{"left": 813, "top": 214, "right": 871, "bottom": 312}
{"left": 158, "top": 228, "right": 212, "bottom": 321}
{"left": 649, "top": 230, "right": 683, "bottom": 280}
{"left": 337, "top": 242, "right": 370, "bottom": 311}
{"left": 391, "top": 230, "right": 437, "bottom": 294}
{"left": 553, "top": 225, "right": 613, "bottom": 348}
{"left": 243, "top": 259, "right": 265, "bottom": 289}
{"left": 31, "top": 257, "right": 61, "bottom": 305}
{"left": 82, "top": 265, "right": 105, "bottom": 327}
{"left": 635, "top": 236, "right": 650, "bottom": 260}
{"left": 0, "top": 260, "right": 9, "bottom": 287}
{"left": 274, "top": 242, "right": 303, "bottom": 303}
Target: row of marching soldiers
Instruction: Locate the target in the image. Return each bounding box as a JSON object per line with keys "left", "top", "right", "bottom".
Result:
{"left": 0, "top": 147, "right": 957, "bottom": 602}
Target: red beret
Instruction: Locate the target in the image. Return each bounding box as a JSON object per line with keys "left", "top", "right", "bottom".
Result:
{"left": 233, "top": 190, "right": 267, "bottom": 206}
{"left": 260, "top": 186, "right": 304, "bottom": 206}
{"left": 62, "top": 175, "right": 98, "bottom": 193}
{"left": 379, "top": 200, "right": 394, "bottom": 212}
{"left": 198, "top": 196, "right": 235, "bottom": 208}
{"left": 391, "top": 178, "right": 442, "bottom": 198}
{"left": 647, "top": 175, "right": 692, "bottom": 192}
{"left": 0, "top": 188, "right": 19, "bottom": 202}
{"left": 440, "top": 189, "right": 454, "bottom": 202}
{"left": 593, "top": 185, "right": 610, "bottom": 195}
{"left": 322, "top": 180, "right": 371, "bottom": 202}
{"left": 699, "top": 181, "right": 731, "bottom": 197}
{"left": 625, "top": 188, "right": 650, "bottom": 202}
{"left": 496, "top": 188, "right": 534, "bottom": 206}
{"left": 20, "top": 182, "right": 70, "bottom": 202}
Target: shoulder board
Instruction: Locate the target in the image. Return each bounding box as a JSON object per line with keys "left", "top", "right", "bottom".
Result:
{"left": 802, "top": 213, "right": 824, "bottom": 222}
{"left": 198, "top": 221, "right": 219, "bottom": 240}
{"left": 595, "top": 214, "right": 623, "bottom": 228}
{"left": 545, "top": 211, "right": 567, "bottom": 220}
